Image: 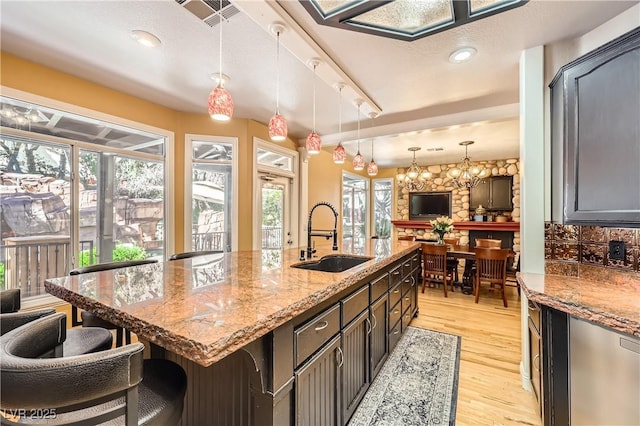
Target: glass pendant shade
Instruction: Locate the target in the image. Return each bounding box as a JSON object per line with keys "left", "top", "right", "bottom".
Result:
{"left": 353, "top": 152, "right": 365, "bottom": 170}
{"left": 208, "top": 86, "right": 234, "bottom": 121}
{"left": 269, "top": 25, "right": 287, "bottom": 141}
{"left": 306, "top": 132, "right": 322, "bottom": 155}
{"left": 367, "top": 159, "right": 378, "bottom": 176}
{"left": 333, "top": 143, "right": 346, "bottom": 164}
{"left": 268, "top": 113, "right": 287, "bottom": 141}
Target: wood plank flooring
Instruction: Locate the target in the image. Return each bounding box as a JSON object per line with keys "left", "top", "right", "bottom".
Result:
{"left": 412, "top": 284, "right": 541, "bottom": 425}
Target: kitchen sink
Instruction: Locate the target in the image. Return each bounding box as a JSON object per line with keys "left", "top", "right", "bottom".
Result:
{"left": 291, "top": 254, "right": 372, "bottom": 273}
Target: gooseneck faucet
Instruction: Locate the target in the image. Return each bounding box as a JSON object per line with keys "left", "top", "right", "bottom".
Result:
{"left": 307, "top": 201, "right": 339, "bottom": 259}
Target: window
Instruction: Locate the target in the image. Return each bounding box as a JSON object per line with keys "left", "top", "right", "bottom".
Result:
{"left": 185, "top": 135, "right": 237, "bottom": 252}
{"left": 372, "top": 178, "right": 392, "bottom": 239}
{"left": 0, "top": 92, "right": 171, "bottom": 302}
{"left": 342, "top": 172, "right": 368, "bottom": 249}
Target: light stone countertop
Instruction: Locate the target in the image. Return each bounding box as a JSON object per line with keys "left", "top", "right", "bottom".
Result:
{"left": 518, "top": 269, "right": 640, "bottom": 337}
{"left": 45, "top": 239, "right": 420, "bottom": 367}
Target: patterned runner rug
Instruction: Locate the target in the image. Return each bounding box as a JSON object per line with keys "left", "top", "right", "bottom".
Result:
{"left": 348, "top": 326, "right": 461, "bottom": 426}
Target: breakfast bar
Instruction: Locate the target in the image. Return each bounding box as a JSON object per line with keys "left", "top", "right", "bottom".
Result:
{"left": 44, "top": 240, "right": 422, "bottom": 426}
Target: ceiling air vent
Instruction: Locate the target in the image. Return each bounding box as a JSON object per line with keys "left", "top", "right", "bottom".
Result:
{"left": 426, "top": 147, "right": 444, "bottom": 152}
{"left": 177, "top": 0, "right": 239, "bottom": 27}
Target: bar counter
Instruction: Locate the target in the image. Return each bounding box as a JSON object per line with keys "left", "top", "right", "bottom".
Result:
{"left": 44, "top": 239, "right": 420, "bottom": 367}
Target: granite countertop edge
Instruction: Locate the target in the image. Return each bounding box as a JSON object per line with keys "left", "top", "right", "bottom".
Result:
{"left": 46, "top": 244, "right": 418, "bottom": 366}
{"left": 517, "top": 273, "right": 640, "bottom": 337}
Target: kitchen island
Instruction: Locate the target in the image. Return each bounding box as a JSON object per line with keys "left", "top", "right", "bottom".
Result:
{"left": 45, "top": 239, "right": 422, "bottom": 426}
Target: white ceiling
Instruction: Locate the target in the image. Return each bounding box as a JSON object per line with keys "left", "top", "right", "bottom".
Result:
{"left": 1, "top": 0, "right": 637, "bottom": 167}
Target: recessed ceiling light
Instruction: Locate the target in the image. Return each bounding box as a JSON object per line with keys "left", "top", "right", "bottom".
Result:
{"left": 449, "top": 47, "right": 477, "bottom": 63}
{"left": 130, "top": 30, "right": 161, "bottom": 48}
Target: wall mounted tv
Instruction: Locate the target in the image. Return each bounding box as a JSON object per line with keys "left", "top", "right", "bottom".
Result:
{"left": 409, "top": 191, "right": 452, "bottom": 220}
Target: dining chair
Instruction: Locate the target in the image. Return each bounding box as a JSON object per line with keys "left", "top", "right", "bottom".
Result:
{"left": 421, "top": 243, "right": 454, "bottom": 297}
{"left": 443, "top": 237, "right": 460, "bottom": 283}
{"left": 475, "top": 238, "right": 502, "bottom": 248}
{"left": 506, "top": 252, "right": 521, "bottom": 297}
{"left": 69, "top": 259, "right": 158, "bottom": 347}
{"left": 0, "top": 313, "right": 187, "bottom": 425}
{"left": 169, "top": 250, "right": 223, "bottom": 261}
{"left": 0, "top": 289, "right": 112, "bottom": 357}
{"left": 474, "top": 247, "right": 510, "bottom": 307}
{"left": 397, "top": 235, "right": 416, "bottom": 241}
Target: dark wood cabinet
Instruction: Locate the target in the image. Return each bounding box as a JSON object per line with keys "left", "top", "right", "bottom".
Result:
{"left": 528, "top": 301, "right": 542, "bottom": 415}
{"left": 468, "top": 230, "right": 513, "bottom": 249}
{"left": 551, "top": 27, "right": 640, "bottom": 226}
{"left": 341, "top": 310, "right": 370, "bottom": 425}
{"left": 369, "top": 295, "right": 388, "bottom": 380}
{"left": 295, "top": 334, "right": 342, "bottom": 426}
{"left": 470, "top": 176, "right": 513, "bottom": 211}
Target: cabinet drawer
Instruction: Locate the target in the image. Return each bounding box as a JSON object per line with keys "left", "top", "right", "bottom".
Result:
{"left": 401, "top": 258, "right": 412, "bottom": 278}
{"left": 411, "top": 253, "right": 420, "bottom": 271}
{"left": 370, "top": 272, "right": 389, "bottom": 302}
{"left": 389, "top": 264, "right": 402, "bottom": 288}
{"left": 389, "top": 282, "right": 402, "bottom": 307}
{"left": 389, "top": 320, "right": 402, "bottom": 352}
{"left": 295, "top": 304, "right": 340, "bottom": 367}
{"left": 402, "top": 291, "right": 412, "bottom": 316}
{"left": 402, "top": 304, "right": 412, "bottom": 331}
{"left": 342, "top": 285, "right": 369, "bottom": 326}
{"left": 401, "top": 275, "right": 412, "bottom": 296}
{"left": 389, "top": 300, "right": 402, "bottom": 326}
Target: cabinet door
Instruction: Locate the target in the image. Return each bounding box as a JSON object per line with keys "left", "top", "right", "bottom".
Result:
{"left": 295, "top": 334, "right": 342, "bottom": 426}
{"left": 490, "top": 176, "right": 513, "bottom": 210}
{"left": 341, "top": 310, "right": 370, "bottom": 425}
{"left": 410, "top": 268, "right": 419, "bottom": 318}
{"left": 556, "top": 28, "right": 640, "bottom": 225}
{"left": 470, "top": 178, "right": 490, "bottom": 210}
{"left": 370, "top": 295, "right": 388, "bottom": 380}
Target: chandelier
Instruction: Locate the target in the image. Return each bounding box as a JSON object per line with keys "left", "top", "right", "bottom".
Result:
{"left": 447, "top": 140, "right": 488, "bottom": 189}
{"left": 397, "top": 147, "right": 431, "bottom": 191}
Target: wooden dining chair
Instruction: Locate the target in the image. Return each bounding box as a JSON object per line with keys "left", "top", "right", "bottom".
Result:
{"left": 474, "top": 247, "right": 510, "bottom": 307}
{"left": 421, "top": 243, "right": 454, "bottom": 297}
{"left": 506, "top": 252, "right": 521, "bottom": 297}
{"left": 475, "top": 238, "right": 502, "bottom": 248}
{"left": 443, "top": 237, "right": 460, "bottom": 283}
{"left": 398, "top": 235, "right": 416, "bottom": 241}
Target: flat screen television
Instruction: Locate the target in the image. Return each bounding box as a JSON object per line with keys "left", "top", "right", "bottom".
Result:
{"left": 409, "top": 191, "right": 452, "bottom": 220}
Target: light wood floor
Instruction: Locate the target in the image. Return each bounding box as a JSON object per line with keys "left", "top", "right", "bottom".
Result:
{"left": 412, "top": 283, "right": 541, "bottom": 426}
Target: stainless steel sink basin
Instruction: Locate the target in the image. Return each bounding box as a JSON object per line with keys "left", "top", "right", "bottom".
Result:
{"left": 291, "top": 254, "right": 372, "bottom": 273}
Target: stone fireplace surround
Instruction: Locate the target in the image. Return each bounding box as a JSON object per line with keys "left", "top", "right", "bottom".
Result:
{"left": 395, "top": 158, "right": 520, "bottom": 252}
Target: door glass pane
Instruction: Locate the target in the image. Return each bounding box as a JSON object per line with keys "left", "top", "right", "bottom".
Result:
{"left": 342, "top": 174, "right": 367, "bottom": 250}
{"left": 0, "top": 136, "right": 71, "bottom": 297}
{"left": 261, "top": 182, "right": 284, "bottom": 249}
{"left": 79, "top": 151, "right": 164, "bottom": 265}
{"left": 192, "top": 163, "right": 231, "bottom": 252}
{"left": 373, "top": 179, "right": 392, "bottom": 239}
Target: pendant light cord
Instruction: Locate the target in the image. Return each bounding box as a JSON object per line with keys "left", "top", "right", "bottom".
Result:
{"left": 370, "top": 115, "right": 375, "bottom": 160}
{"left": 338, "top": 86, "right": 342, "bottom": 142}
{"left": 356, "top": 103, "right": 361, "bottom": 153}
{"left": 312, "top": 63, "right": 317, "bottom": 132}
{"left": 275, "top": 31, "right": 280, "bottom": 114}
{"left": 218, "top": 0, "right": 223, "bottom": 88}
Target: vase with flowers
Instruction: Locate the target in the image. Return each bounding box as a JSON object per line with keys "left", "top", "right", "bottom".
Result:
{"left": 430, "top": 216, "right": 454, "bottom": 244}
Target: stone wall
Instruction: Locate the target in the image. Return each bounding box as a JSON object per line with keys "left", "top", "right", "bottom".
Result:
{"left": 396, "top": 158, "right": 520, "bottom": 250}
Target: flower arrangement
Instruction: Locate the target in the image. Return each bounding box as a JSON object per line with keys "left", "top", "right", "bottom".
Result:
{"left": 430, "top": 216, "right": 454, "bottom": 244}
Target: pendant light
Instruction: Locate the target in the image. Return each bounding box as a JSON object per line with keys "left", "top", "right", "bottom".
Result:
{"left": 352, "top": 100, "right": 365, "bottom": 171}
{"left": 367, "top": 112, "right": 378, "bottom": 176}
{"left": 332, "top": 83, "right": 346, "bottom": 164}
{"left": 268, "top": 23, "right": 287, "bottom": 141}
{"left": 208, "top": 0, "right": 234, "bottom": 121}
{"left": 305, "top": 59, "right": 321, "bottom": 155}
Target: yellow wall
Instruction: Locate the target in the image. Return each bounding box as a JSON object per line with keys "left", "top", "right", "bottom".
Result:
{"left": 1, "top": 52, "right": 299, "bottom": 252}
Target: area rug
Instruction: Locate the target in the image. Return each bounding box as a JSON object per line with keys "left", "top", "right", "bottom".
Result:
{"left": 348, "top": 326, "right": 461, "bottom": 426}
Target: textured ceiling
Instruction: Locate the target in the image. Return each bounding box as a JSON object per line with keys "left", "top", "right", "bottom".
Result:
{"left": 1, "top": 0, "right": 637, "bottom": 167}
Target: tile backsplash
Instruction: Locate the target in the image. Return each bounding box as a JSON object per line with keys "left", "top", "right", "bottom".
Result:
{"left": 545, "top": 222, "right": 639, "bottom": 274}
